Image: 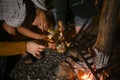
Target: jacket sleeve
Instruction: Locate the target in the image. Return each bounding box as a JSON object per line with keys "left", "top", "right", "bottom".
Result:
{"left": 53, "top": 0, "right": 67, "bottom": 23}
{"left": 0, "top": 42, "right": 26, "bottom": 56}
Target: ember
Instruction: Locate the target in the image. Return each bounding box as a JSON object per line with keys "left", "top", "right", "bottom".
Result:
{"left": 73, "top": 62, "right": 95, "bottom": 80}
{"left": 81, "top": 73, "right": 91, "bottom": 80}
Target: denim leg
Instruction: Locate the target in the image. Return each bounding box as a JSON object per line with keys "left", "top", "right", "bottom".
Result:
{"left": 74, "top": 15, "right": 93, "bottom": 30}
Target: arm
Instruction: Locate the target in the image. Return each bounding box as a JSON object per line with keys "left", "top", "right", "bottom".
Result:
{"left": 2, "top": 22, "right": 16, "bottom": 35}
{"left": 0, "top": 41, "right": 46, "bottom": 58}
{"left": 1, "top": 0, "right": 26, "bottom": 35}
{"left": 17, "top": 26, "right": 47, "bottom": 40}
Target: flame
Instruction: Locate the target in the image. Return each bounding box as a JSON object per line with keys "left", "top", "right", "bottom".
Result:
{"left": 78, "top": 71, "right": 108, "bottom": 80}
{"left": 81, "top": 73, "right": 91, "bottom": 80}
{"left": 73, "top": 62, "right": 93, "bottom": 80}
{"left": 77, "top": 70, "right": 94, "bottom": 80}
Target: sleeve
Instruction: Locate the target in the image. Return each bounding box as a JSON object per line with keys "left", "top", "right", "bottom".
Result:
{"left": 5, "top": 17, "right": 25, "bottom": 28}
{"left": 31, "top": 0, "right": 47, "bottom": 11}
{"left": 53, "top": 0, "right": 67, "bottom": 23}
{"left": 0, "top": 0, "right": 26, "bottom": 27}
{"left": 0, "top": 42, "right": 26, "bottom": 56}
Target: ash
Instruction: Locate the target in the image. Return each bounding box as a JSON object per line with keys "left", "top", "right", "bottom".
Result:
{"left": 10, "top": 49, "right": 68, "bottom": 80}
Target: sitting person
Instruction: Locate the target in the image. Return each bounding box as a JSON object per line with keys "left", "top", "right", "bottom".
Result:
{"left": 52, "top": 0, "right": 96, "bottom": 37}
{"left": 0, "top": 0, "right": 48, "bottom": 40}
{"left": 0, "top": 40, "right": 46, "bottom": 79}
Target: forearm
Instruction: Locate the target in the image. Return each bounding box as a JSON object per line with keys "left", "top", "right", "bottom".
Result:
{"left": 0, "top": 42, "right": 26, "bottom": 56}
{"left": 17, "top": 26, "right": 40, "bottom": 39}
{"left": 35, "top": 8, "right": 45, "bottom": 15}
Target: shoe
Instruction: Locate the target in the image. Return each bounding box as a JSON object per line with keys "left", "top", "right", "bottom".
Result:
{"left": 93, "top": 48, "right": 109, "bottom": 70}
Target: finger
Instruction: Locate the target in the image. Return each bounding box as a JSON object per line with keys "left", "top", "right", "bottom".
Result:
{"left": 37, "top": 23, "right": 42, "bottom": 29}
{"left": 39, "top": 20, "right": 44, "bottom": 28}
{"left": 53, "top": 45, "right": 56, "bottom": 49}
{"left": 35, "top": 52, "right": 41, "bottom": 59}
{"left": 38, "top": 45, "right": 46, "bottom": 48}
{"left": 44, "top": 23, "right": 48, "bottom": 31}
{"left": 32, "top": 21, "right": 36, "bottom": 26}
{"left": 31, "top": 52, "right": 37, "bottom": 58}
{"left": 38, "top": 45, "right": 46, "bottom": 51}
{"left": 38, "top": 24, "right": 44, "bottom": 31}
{"left": 51, "top": 43, "right": 56, "bottom": 49}
{"left": 38, "top": 48, "right": 44, "bottom": 52}
{"left": 32, "top": 18, "right": 38, "bottom": 26}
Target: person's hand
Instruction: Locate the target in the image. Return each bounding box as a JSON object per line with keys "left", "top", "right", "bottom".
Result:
{"left": 48, "top": 42, "right": 56, "bottom": 49}
{"left": 58, "top": 21, "right": 64, "bottom": 32}
{"left": 32, "top": 8, "right": 48, "bottom": 32}
{"left": 26, "top": 41, "right": 46, "bottom": 59}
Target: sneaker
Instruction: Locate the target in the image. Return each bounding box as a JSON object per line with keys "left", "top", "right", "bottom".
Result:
{"left": 93, "top": 48, "right": 109, "bottom": 69}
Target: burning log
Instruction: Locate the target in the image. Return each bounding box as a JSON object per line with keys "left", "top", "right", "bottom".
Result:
{"left": 57, "top": 61, "right": 74, "bottom": 80}
{"left": 56, "top": 47, "right": 97, "bottom": 80}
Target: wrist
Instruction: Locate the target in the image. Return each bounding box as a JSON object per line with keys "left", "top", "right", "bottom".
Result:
{"left": 36, "top": 8, "right": 45, "bottom": 15}
{"left": 35, "top": 34, "right": 41, "bottom": 40}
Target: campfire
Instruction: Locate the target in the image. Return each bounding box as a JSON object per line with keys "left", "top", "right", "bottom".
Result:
{"left": 57, "top": 59, "right": 109, "bottom": 80}
{"left": 16, "top": 23, "right": 113, "bottom": 80}
{"left": 70, "top": 61, "right": 96, "bottom": 80}
{"left": 56, "top": 47, "right": 110, "bottom": 80}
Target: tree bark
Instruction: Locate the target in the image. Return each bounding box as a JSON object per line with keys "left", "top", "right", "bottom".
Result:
{"left": 93, "top": 0, "right": 119, "bottom": 54}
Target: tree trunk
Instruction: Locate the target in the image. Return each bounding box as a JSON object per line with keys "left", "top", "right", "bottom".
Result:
{"left": 93, "top": 0, "right": 119, "bottom": 54}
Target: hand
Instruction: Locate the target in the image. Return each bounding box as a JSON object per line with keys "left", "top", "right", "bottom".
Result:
{"left": 26, "top": 41, "right": 46, "bottom": 59}
{"left": 48, "top": 42, "right": 56, "bottom": 49}
{"left": 32, "top": 8, "right": 48, "bottom": 31}
{"left": 58, "top": 21, "right": 64, "bottom": 32}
